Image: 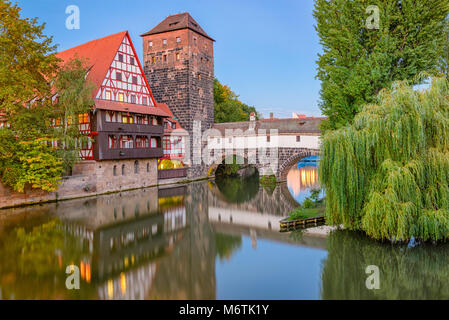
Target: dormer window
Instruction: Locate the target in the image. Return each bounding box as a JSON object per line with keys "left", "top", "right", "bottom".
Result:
{"left": 142, "top": 97, "right": 148, "bottom": 105}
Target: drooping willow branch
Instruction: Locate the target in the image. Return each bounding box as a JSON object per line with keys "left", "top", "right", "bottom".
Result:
{"left": 320, "top": 77, "right": 449, "bottom": 241}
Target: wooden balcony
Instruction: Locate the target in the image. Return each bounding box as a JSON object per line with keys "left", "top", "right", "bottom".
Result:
{"left": 158, "top": 168, "right": 188, "bottom": 180}
{"left": 97, "top": 147, "right": 163, "bottom": 160}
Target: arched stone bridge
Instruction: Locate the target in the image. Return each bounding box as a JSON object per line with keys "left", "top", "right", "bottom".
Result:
{"left": 206, "top": 117, "right": 323, "bottom": 180}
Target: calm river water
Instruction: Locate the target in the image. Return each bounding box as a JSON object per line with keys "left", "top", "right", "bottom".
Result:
{"left": 0, "top": 163, "right": 449, "bottom": 300}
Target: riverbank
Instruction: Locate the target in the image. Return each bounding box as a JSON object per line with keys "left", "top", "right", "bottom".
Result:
{"left": 0, "top": 173, "right": 212, "bottom": 210}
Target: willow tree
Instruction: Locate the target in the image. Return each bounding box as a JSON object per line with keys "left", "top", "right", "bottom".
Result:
{"left": 320, "top": 77, "right": 449, "bottom": 242}
{"left": 314, "top": 0, "right": 449, "bottom": 131}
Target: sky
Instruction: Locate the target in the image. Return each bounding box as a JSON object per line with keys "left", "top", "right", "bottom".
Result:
{"left": 17, "top": 0, "right": 323, "bottom": 118}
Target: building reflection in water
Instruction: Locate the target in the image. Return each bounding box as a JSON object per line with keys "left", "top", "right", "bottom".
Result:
{"left": 0, "top": 178, "right": 326, "bottom": 300}
{"left": 286, "top": 164, "right": 320, "bottom": 204}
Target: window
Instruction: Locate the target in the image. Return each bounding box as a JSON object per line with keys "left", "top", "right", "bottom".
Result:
{"left": 171, "top": 122, "right": 176, "bottom": 129}
{"left": 149, "top": 41, "right": 153, "bottom": 48}
{"left": 118, "top": 93, "right": 124, "bottom": 102}
{"left": 151, "top": 56, "right": 156, "bottom": 64}
{"left": 135, "top": 136, "right": 148, "bottom": 148}
{"left": 116, "top": 72, "right": 122, "bottom": 81}
{"left": 119, "top": 136, "right": 134, "bottom": 149}
{"left": 163, "top": 55, "right": 167, "bottom": 62}
{"left": 216, "top": 138, "right": 220, "bottom": 143}
{"left": 78, "top": 113, "right": 89, "bottom": 124}
{"left": 163, "top": 39, "right": 167, "bottom": 45}
{"left": 131, "top": 95, "right": 136, "bottom": 104}
{"left": 163, "top": 136, "right": 185, "bottom": 157}
{"left": 296, "top": 136, "right": 301, "bottom": 142}
{"left": 229, "top": 137, "right": 232, "bottom": 143}
{"left": 194, "top": 37, "right": 197, "bottom": 45}
{"left": 105, "top": 91, "right": 111, "bottom": 100}
{"left": 176, "top": 53, "right": 180, "bottom": 61}
{"left": 267, "top": 136, "right": 271, "bottom": 142}
{"left": 106, "top": 112, "right": 116, "bottom": 122}
{"left": 152, "top": 117, "right": 158, "bottom": 126}
{"left": 198, "top": 73, "right": 201, "bottom": 80}
{"left": 163, "top": 122, "right": 168, "bottom": 129}
{"left": 113, "top": 165, "right": 117, "bottom": 176}
{"left": 118, "top": 54, "right": 123, "bottom": 62}
{"left": 134, "top": 161, "right": 139, "bottom": 174}
{"left": 122, "top": 164, "right": 126, "bottom": 176}
{"left": 150, "top": 137, "right": 158, "bottom": 148}
{"left": 147, "top": 163, "right": 150, "bottom": 172}
{"left": 142, "top": 97, "right": 148, "bottom": 105}
{"left": 130, "top": 57, "right": 135, "bottom": 65}
{"left": 132, "top": 76, "right": 137, "bottom": 85}
{"left": 176, "top": 37, "right": 181, "bottom": 43}
{"left": 122, "top": 113, "right": 134, "bottom": 124}
{"left": 108, "top": 135, "right": 117, "bottom": 149}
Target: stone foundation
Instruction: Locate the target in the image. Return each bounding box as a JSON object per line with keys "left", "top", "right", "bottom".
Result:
{"left": 0, "top": 158, "right": 159, "bottom": 209}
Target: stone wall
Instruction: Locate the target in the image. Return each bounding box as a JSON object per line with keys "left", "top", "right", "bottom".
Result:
{"left": 0, "top": 158, "right": 159, "bottom": 209}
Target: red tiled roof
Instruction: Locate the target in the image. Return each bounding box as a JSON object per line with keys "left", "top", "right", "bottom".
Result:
{"left": 157, "top": 103, "right": 188, "bottom": 135}
{"left": 95, "top": 99, "right": 170, "bottom": 117}
{"left": 56, "top": 31, "right": 128, "bottom": 97}
{"left": 56, "top": 31, "right": 172, "bottom": 119}
{"left": 140, "top": 12, "right": 214, "bottom": 41}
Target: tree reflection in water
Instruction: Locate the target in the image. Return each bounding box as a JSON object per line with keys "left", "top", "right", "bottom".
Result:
{"left": 215, "top": 233, "right": 242, "bottom": 261}
{"left": 321, "top": 230, "right": 449, "bottom": 300}
{"left": 215, "top": 171, "right": 260, "bottom": 203}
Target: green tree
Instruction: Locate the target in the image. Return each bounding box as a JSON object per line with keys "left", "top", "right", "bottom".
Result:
{"left": 320, "top": 77, "right": 449, "bottom": 242}
{"left": 0, "top": 0, "right": 94, "bottom": 191}
{"left": 0, "top": 0, "right": 59, "bottom": 122}
{"left": 314, "top": 0, "right": 449, "bottom": 131}
{"left": 214, "top": 78, "right": 259, "bottom": 123}
{"left": 51, "top": 57, "right": 94, "bottom": 173}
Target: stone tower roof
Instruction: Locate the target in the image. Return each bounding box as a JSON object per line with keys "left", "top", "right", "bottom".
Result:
{"left": 140, "top": 12, "right": 215, "bottom": 41}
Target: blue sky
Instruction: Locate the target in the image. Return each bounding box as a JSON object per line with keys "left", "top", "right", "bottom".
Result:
{"left": 17, "top": 0, "right": 323, "bottom": 118}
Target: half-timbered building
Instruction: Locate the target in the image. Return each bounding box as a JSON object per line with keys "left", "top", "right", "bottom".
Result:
{"left": 56, "top": 31, "right": 176, "bottom": 191}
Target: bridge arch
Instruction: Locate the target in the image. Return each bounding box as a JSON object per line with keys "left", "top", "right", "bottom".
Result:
{"left": 208, "top": 152, "right": 261, "bottom": 177}
{"left": 278, "top": 149, "right": 320, "bottom": 181}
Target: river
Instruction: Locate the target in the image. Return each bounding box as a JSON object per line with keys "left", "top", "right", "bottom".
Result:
{"left": 0, "top": 162, "right": 448, "bottom": 300}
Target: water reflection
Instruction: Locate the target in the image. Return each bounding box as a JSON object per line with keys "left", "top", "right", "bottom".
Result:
{"left": 321, "top": 231, "right": 449, "bottom": 300}
{"left": 287, "top": 163, "right": 320, "bottom": 204}
{"left": 215, "top": 171, "right": 260, "bottom": 203}
{"left": 0, "top": 179, "right": 328, "bottom": 300}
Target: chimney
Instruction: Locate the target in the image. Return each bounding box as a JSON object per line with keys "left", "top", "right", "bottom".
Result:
{"left": 270, "top": 112, "right": 274, "bottom": 119}
{"left": 249, "top": 112, "right": 256, "bottom": 122}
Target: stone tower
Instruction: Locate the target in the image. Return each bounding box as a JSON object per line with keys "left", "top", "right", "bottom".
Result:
{"left": 141, "top": 13, "right": 215, "bottom": 178}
